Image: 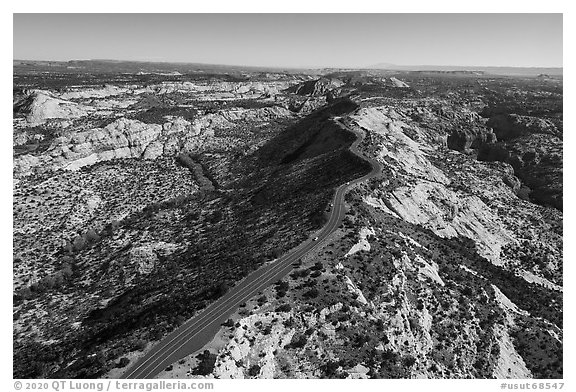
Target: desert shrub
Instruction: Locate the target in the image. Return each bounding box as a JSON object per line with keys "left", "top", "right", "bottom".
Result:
{"left": 85, "top": 228, "right": 100, "bottom": 243}
{"left": 116, "top": 357, "right": 130, "bottom": 368}
{"left": 303, "top": 288, "right": 319, "bottom": 299}
{"left": 275, "top": 280, "right": 289, "bottom": 297}
{"left": 310, "top": 261, "right": 324, "bottom": 271}
{"left": 283, "top": 317, "right": 295, "bottom": 328}
{"left": 285, "top": 333, "right": 307, "bottom": 349}
{"left": 290, "top": 269, "right": 310, "bottom": 279}
{"left": 222, "top": 318, "right": 234, "bottom": 328}
{"left": 402, "top": 355, "right": 417, "bottom": 367}
{"left": 248, "top": 364, "right": 261, "bottom": 377}
{"left": 321, "top": 360, "right": 340, "bottom": 377}
{"left": 214, "top": 282, "right": 229, "bottom": 298}
{"left": 193, "top": 350, "right": 217, "bottom": 376}
{"left": 131, "top": 339, "right": 147, "bottom": 351}
{"left": 275, "top": 304, "right": 292, "bottom": 312}
{"left": 72, "top": 235, "right": 86, "bottom": 252}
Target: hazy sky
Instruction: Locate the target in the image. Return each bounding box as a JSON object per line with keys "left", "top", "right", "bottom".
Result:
{"left": 13, "top": 13, "right": 563, "bottom": 68}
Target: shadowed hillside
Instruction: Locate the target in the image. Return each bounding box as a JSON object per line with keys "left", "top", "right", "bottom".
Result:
{"left": 13, "top": 97, "right": 371, "bottom": 379}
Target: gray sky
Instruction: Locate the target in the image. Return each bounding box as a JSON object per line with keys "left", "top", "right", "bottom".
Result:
{"left": 13, "top": 13, "right": 563, "bottom": 68}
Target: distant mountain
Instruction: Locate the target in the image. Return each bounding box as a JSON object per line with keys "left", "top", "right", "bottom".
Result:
{"left": 13, "top": 59, "right": 318, "bottom": 76}
{"left": 368, "top": 63, "right": 563, "bottom": 77}
{"left": 13, "top": 59, "right": 563, "bottom": 77}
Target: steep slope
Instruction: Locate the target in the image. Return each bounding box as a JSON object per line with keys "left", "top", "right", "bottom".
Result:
{"left": 14, "top": 107, "right": 295, "bottom": 178}
{"left": 284, "top": 77, "right": 344, "bottom": 96}
{"left": 166, "top": 103, "right": 562, "bottom": 380}
{"left": 13, "top": 99, "right": 371, "bottom": 379}
{"left": 14, "top": 89, "right": 93, "bottom": 124}
{"left": 477, "top": 114, "right": 562, "bottom": 210}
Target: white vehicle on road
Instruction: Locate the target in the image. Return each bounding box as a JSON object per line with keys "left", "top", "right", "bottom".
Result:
{"left": 313, "top": 237, "right": 319, "bottom": 241}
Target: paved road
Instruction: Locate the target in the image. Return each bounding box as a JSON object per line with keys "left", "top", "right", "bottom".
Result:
{"left": 122, "top": 118, "right": 381, "bottom": 379}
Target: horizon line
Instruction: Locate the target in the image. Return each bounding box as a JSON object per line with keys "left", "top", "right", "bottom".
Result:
{"left": 13, "top": 58, "right": 564, "bottom": 71}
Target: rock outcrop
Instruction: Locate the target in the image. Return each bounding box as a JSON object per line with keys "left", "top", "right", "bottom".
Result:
{"left": 285, "top": 78, "right": 344, "bottom": 96}
{"left": 59, "top": 85, "right": 130, "bottom": 100}
{"left": 487, "top": 114, "right": 560, "bottom": 141}
{"left": 13, "top": 106, "right": 294, "bottom": 177}
{"left": 389, "top": 77, "right": 410, "bottom": 88}
{"left": 477, "top": 114, "right": 563, "bottom": 210}
{"left": 154, "top": 81, "right": 293, "bottom": 98}
{"left": 14, "top": 118, "right": 162, "bottom": 175}
{"left": 350, "top": 106, "right": 558, "bottom": 269}
{"left": 14, "top": 90, "right": 92, "bottom": 125}
{"left": 447, "top": 127, "right": 496, "bottom": 152}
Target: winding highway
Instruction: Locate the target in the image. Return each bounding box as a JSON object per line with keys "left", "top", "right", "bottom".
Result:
{"left": 122, "top": 117, "right": 382, "bottom": 379}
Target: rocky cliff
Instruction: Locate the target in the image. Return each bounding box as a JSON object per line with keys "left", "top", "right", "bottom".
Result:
{"left": 14, "top": 106, "right": 294, "bottom": 178}
{"left": 285, "top": 77, "right": 345, "bottom": 96}
{"left": 14, "top": 90, "right": 93, "bottom": 125}
{"left": 478, "top": 114, "right": 562, "bottom": 209}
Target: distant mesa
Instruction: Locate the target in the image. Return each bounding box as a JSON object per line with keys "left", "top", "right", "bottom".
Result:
{"left": 536, "top": 73, "right": 560, "bottom": 80}
{"left": 136, "top": 71, "right": 183, "bottom": 76}
{"left": 286, "top": 75, "right": 410, "bottom": 98}
{"left": 407, "top": 70, "right": 485, "bottom": 76}
{"left": 368, "top": 63, "right": 562, "bottom": 77}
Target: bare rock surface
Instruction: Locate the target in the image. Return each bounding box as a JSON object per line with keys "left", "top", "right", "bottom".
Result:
{"left": 15, "top": 90, "right": 93, "bottom": 124}
{"left": 14, "top": 106, "right": 295, "bottom": 177}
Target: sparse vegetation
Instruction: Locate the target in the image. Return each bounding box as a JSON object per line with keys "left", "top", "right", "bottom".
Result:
{"left": 13, "top": 64, "right": 562, "bottom": 380}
